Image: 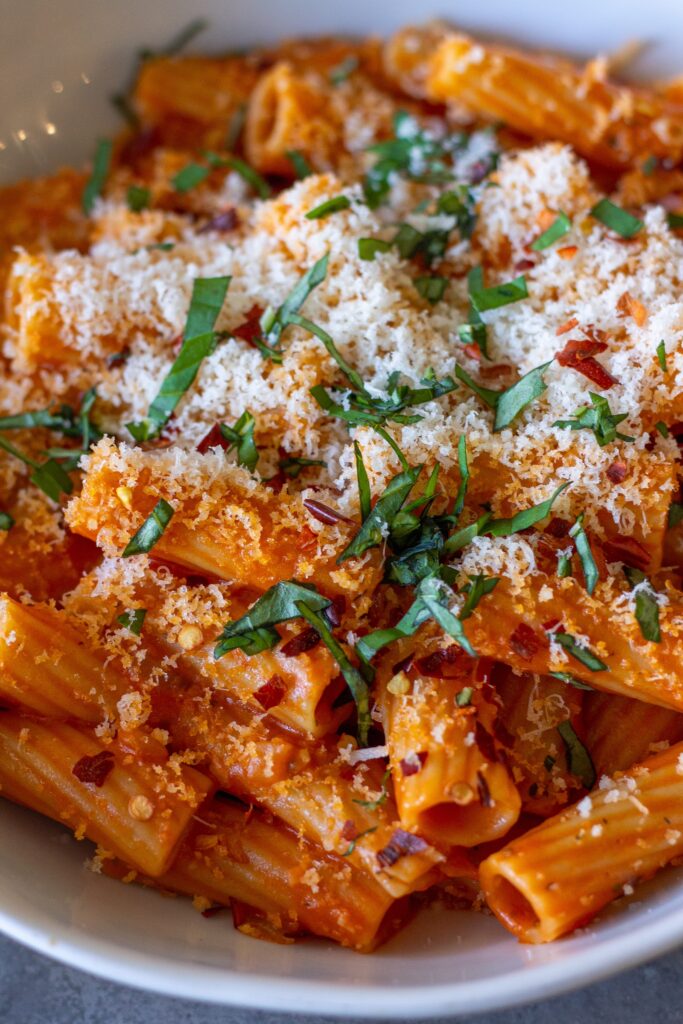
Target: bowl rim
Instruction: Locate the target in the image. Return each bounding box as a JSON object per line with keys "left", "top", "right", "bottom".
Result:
{"left": 2, "top": 896, "right": 683, "bottom": 1016}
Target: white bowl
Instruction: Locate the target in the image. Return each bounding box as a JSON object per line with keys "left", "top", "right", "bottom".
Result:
{"left": 2, "top": 0, "right": 683, "bottom": 1014}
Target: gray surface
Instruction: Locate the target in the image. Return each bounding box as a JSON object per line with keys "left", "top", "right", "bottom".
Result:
{"left": 1, "top": 934, "right": 683, "bottom": 1023}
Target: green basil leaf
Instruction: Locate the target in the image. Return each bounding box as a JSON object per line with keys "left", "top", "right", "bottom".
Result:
{"left": 82, "top": 139, "right": 112, "bottom": 214}
{"left": 553, "top": 631, "right": 607, "bottom": 671}
{"left": 657, "top": 340, "right": 668, "bottom": 372}
{"left": 459, "top": 574, "right": 499, "bottom": 619}
{"left": 338, "top": 466, "right": 422, "bottom": 562}
{"left": 219, "top": 411, "right": 259, "bottom": 472}
{"left": 172, "top": 162, "right": 210, "bottom": 193}
{"left": 667, "top": 212, "right": 683, "bottom": 230}
{"left": 358, "top": 237, "right": 392, "bottom": 261}
{"left": 206, "top": 153, "right": 272, "bottom": 199}
{"left": 569, "top": 514, "right": 599, "bottom": 596}
{"left": 443, "top": 511, "right": 492, "bottom": 554}
{"left": 655, "top": 421, "right": 670, "bottom": 438}
{"left": 486, "top": 483, "right": 569, "bottom": 537}
{"left": 558, "top": 720, "right": 596, "bottom": 788}
{"left": 470, "top": 274, "right": 528, "bottom": 312}
{"left": 354, "top": 441, "right": 372, "bottom": 521}
{"left": 590, "top": 198, "right": 643, "bottom": 238}
{"left": 454, "top": 364, "right": 499, "bottom": 409}
{"left": 0, "top": 437, "right": 73, "bottom": 502}
{"left": 0, "top": 511, "right": 14, "bottom": 531}
{"left": 549, "top": 671, "right": 594, "bottom": 691}
{"left": 296, "top": 601, "right": 371, "bottom": 744}
{"left": 456, "top": 686, "right": 473, "bottom": 707}
{"left": 117, "top": 608, "right": 147, "bottom": 635}
{"left": 624, "top": 566, "right": 661, "bottom": 643}
{"left": 668, "top": 502, "right": 683, "bottom": 528}
{"left": 287, "top": 314, "right": 365, "bottom": 393}
{"left": 329, "top": 55, "right": 359, "bottom": 85}
{"left": 286, "top": 149, "right": 313, "bottom": 180}
{"left": 305, "top": 195, "right": 351, "bottom": 220}
{"left": 531, "top": 211, "right": 571, "bottom": 251}
{"left": 126, "top": 185, "right": 150, "bottom": 212}
{"left": 415, "top": 275, "right": 448, "bottom": 304}
{"left": 353, "top": 768, "right": 391, "bottom": 809}
{"left": 122, "top": 498, "right": 174, "bottom": 557}
{"left": 278, "top": 454, "right": 326, "bottom": 479}
{"left": 226, "top": 102, "right": 247, "bottom": 150}
{"left": 452, "top": 435, "right": 469, "bottom": 519}
{"left": 262, "top": 254, "right": 329, "bottom": 352}
{"left": 553, "top": 392, "right": 634, "bottom": 447}
{"left": 493, "top": 362, "right": 550, "bottom": 431}
{"left": 214, "top": 580, "right": 331, "bottom": 659}
{"left": 127, "top": 276, "right": 230, "bottom": 440}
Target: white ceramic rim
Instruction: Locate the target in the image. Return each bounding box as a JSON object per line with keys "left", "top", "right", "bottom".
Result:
{"left": 2, "top": 897, "right": 682, "bottom": 1016}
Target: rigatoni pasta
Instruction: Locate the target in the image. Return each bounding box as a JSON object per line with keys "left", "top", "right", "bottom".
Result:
{"left": 3, "top": 17, "right": 683, "bottom": 953}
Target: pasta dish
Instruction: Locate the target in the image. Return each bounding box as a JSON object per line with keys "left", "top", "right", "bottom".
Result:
{"left": 3, "top": 20, "right": 683, "bottom": 950}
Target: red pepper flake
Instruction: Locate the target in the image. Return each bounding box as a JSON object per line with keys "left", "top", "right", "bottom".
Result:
{"left": 303, "top": 499, "right": 354, "bottom": 526}
{"left": 202, "top": 904, "right": 230, "bottom": 919}
{"left": 232, "top": 305, "right": 264, "bottom": 345}
{"left": 601, "top": 535, "right": 650, "bottom": 571}
{"left": 476, "top": 771, "right": 493, "bottom": 808}
{"left": 392, "top": 654, "right": 414, "bottom": 676}
{"left": 341, "top": 819, "right": 358, "bottom": 842}
{"left": 253, "top": 674, "right": 287, "bottom": 710}
{"left": 462, "top": 343, "right": 482, "bottom": 361}
{"left": 556, "top": 336, "right": 617, "bottom": 390}
{"left": 199, "top": 208, "right": 239, "bottom": 234}
{"left": 196, "top": 423, "right": 230, "bottom": 454}
{"left": 415, "top": 646, "right": 464, "bottom": 677}
{"left": 399, "top": 752, "right": 428, "bottom": 777}
{"left": 542, "top": 617, "right": 562, "bottom": 632}
{"left": 556, "top": 317, "right": 579, "bottom": 336}
{"left": 606, "top": 461, "right": 628, "bottom": 484}
{"left": 280, "top": 627, "right": 321, "bottom": 658}
{"left": 616, "top": 291, "right": 647, "bottom": 327}
{"left": 72, "top": 750, "right": 115, "bottom": 788}
{"left": 509, "top": 623, "right": 541, "bottom": 660}
{"left": 544, "top": 516, "right": 572, "bottom": 538}
{"left": 376, "top": 829, "right": 428, "bottom": 869}
{"left": 557, "top": 245, "right": 578, "bottom": 260}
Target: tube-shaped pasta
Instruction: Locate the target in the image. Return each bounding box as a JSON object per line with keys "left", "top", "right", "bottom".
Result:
{"left": 0, "top": 594, "right": 128, "bottom": 721}
{"left": 379, "top": 663, "right": 521, "bottom": 847}
{"left": 111, "top": 798, "right": 408, "bottom": 951}
{"left": 66, "top": 438, "right": 381, "bottom": 600}
{"left": 480, "top": 740, "right": 683, "bottom": 942}
{"left": 424, "top": 33, "right": 683, "bottom": 169}
{"left": 0, "top": 714, "right": 213, "bottom": 876}
{"left": 584, "top": 691, "right": 683, "bottom": 777}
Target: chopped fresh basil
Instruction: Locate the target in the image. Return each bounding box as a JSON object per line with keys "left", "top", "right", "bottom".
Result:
{"left": 459, "top": 265, "right": 489, "bottom": 358}
{"left": 552, "top": 631, "right": 607, "bottom": 671}
{"left": 558, "top": 720, "right": 596, "bottom": 788}
{"left": 459, "top": 574, "right": 499, "bottom": 619}
{"left": 329, "top": 54, "right": 359, "bottom": 86}
{"left": 548, "top": 671, "right": 594, "bottom": 691}
{"left": 353, "top": 767, "right": 391, "bottom": 810}
{"left": 226, "top": 102, "right": 247, "bottom": 150}
{"left": 557, "top": 550, "right": 572, "bottom": 578}
{"left": 342, "top": 825, "right": 377, "bottom": 857}
{"left": 117, "top": 608, "right": 147, "bottom": 635}
{"left": 122, "top": 498, "right": 174, "bottom": 557}
{"left": 452, "top": 435, "right": 469, "bottom": 519}
{"left": 214, "top": 581, "right": 330, "bottom": 659}
{"left": 443, "top": 510, "right": 492, "bottom": 555}
{"left": 455, "top": 362, "right": 549, "bottom": 431}
{"left": 126, "top": 185, "right": 150, "bottom": 212}
{"left": 305, "top": 195, "right": 351, "bottom": 220}
{"left": 531, "top": 212, "right": 571, "bottom": 251}
{"left": 415, "top": 275, "right": 448, "bottom": 304}
{"left": 354, "top": 441, "right": 372, "bottom": 522}
{"left": 296, "top": 601, "right": 370, "bottom": 743}
{"left": 338, "top": 466, "right": 422, "bottom": 562}
{"left": 569, "top": 514, "right": 599, "bottom": 596}
{"left": 667, "top": 212, "right": 683, "bottom": 230}
{"left": 258, "top": 254, "right": 329, "bottom": 358}
{"left": 127, "top": 276, "right": 230, "bottom": 440}
{"left": 358, "top": 237, "right": 392, "bottom": 261}
{"left": 437, "top": 185, "right": 477, "bottom": 239}
{"left": 456, "top": 686, "right": 473, "bottom": 707}
{"left": 172, "top": 162, "right": 210, "bottom": 193}
{"left": 657, "top": 339, "right": 668, "bottom": 372}
{"left": 0, "top": 511, "right": 14, "bottom": 531}
{"left": 278, "top": 454, "right": 326, "bottom": 479}
{"left": 668, "top": 502, "right": 683, "bottom": 528}
{"left": 82, "top": 139, "right": 112, "bottom": 214}
{"left": 642, "top": 155, "right": 657, "bottom": 176}
{"left": 286, "top": 149, "right": 313, "bottom": 180}
{"left": 207, "top": 152, "right": 272, "bottom": 199}
{"left": 553, "top": 392, "right": 634, "bottom": 447}
{"left": 0, "top": 437, "right": 73, "bottom": 502}
{"left": 590, "top": 198, "right": 643, "bottom": 238}
{"left": 624, "top": 567, "right": 661, "bottom": 643}
{"left": 544, "top": 755, "right": 556, "bottom": 772}
{"left": 219, "top": 411, "right": 259, "bottom": 472}
{"left": 469, "top": 274, "right": 528, "bottom": 312}
{"left": 655, "top": 421, "right": 670, "bottom": 438}
{"left": 485, "top": 483, "right": 569, "bottom": 538}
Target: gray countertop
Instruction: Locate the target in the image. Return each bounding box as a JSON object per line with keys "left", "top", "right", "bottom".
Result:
{"left": 2, "top": 933, "right": 682, "bottom": 1023}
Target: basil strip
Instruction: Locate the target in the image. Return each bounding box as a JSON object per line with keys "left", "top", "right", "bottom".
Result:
{"left": 122, "top": 499, "right": 174, "bottom": 557}
{"left": 668, "top": 503, "right": 683, "bottom": 528}
{"left": 590, "top": 198, "right": 643, "bottom": 238}
{"left": 82, "top": 139, "right": 112, "bottom": 214}
{"left": 214, "top": 581, "right": 331, "bottom": 659}
{"left": 0, "top": 511, "right": 14, "bottom": 531}
{"left": 624, "top": 567, "right": 661, "bottom": 643}
{"left": 358, "top": 237, "right": 392, "bottom": 261}
{"left": 460, "top": 265, "right": 488, "bottom": 358}
{"left": 452, "top": 435, "right": 469, "bottom": 518}
{"left": 172, "top": 163, "right": 210, "bottom": 193}
{"left": 0, "top": 437, "right": 72, "bottom": 502}
{"left": 531, "top": 212, "right": 571, "bottom": 251}
{"left": 207, "top": 153, "right": 271, "bottom": 199}
{"left": 329, "top": 55, "right": 359, "bottom": 85}
{"left": 459, "top": 574, "right": 499, "bottom": 619}
{"left": 657, "top": 340, "right": 667, "bottom": 372}
{"left": 549, "top": 671, "right": 594, "bottom": 691}
{"left": 127, "top": 185, "right": 150, "bottom": 212}
{"left": 117, "top": 608, "right": 147, "bottom": 635}
{"left": 354, "top": 441, "right": 372, "bottom": 521}
{"left": 667, "top": 212, "right": 683, "bottom": 230}
{"left": 454, "top": 364, "right": 499, "bottom": 409}
{"left": 558, "top": 720, "right": 596, "bottom": 788}
{"left": 469, "top": 274, "right": 528, "bottom": 312}
{"left": 286, "top": 149, "right": 313, "bottom": 180}
{"left": 553, "top": 392, "right": 634, "bottom": 447}
{"left": 261, "top": 254, "right": 329, "bottom": 353}
{"left": 456, "top": 687, "right": 473, "bottom": 707}
{"left": 553, "top": 631, "right": 607, "bottom": 671}
{"left": 569, "top": 514, "right": 599, "bottom": 596}
{"left": 338, "top": 466, "right": 422, "bottom": 562}
{"left": 278, "top": 455, "right": 326, "bottom": 479}
{"left": 455, "top": 362, "right": 549, "bottom": 430}
{"left": 305, "top": 196, "right": 351, "bottom": 220}
{"left": 415, "top": 275, "right": 448, "bottom": 304}
{"left": 486, "top": 483, "right": 569, "bottom": 537}
{"left": 296, "top": 601, "right": 370, "bottom": 744}
{"left": 127, "top": 276, "right": 230, "bottom": 440}
{"left": 219, "top": 411, "right": 259, "bottom": 472}
{"left": 443, "top": 511, "right": 492, "bottom": 555}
